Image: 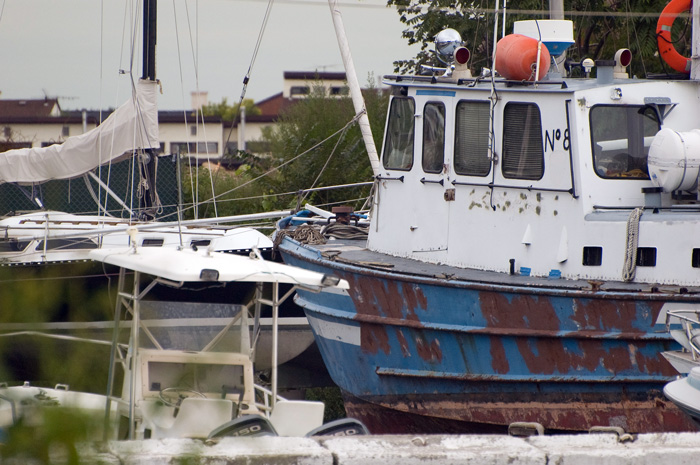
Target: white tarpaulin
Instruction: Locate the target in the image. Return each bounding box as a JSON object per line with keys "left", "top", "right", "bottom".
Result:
{"left": 0, "top": 79, "right": 159, "bottom": 184}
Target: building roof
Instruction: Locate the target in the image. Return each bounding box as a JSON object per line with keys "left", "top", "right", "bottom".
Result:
{"left": 255, "top": 92, "right": 294, "bottom": 116}
{"left": 283, "top": 71, "right": 347, "bottom": 81}
{"left": 0, "top": 98, "right": 61, "bottom": 118}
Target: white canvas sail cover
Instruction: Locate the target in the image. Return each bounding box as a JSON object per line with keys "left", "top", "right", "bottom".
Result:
{"left": 0, "top": 79, "right": 159, "bottom": 184}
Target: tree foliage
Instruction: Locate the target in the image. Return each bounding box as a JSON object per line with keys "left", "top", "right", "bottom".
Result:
{"left": 260, "top": 81, "right": 388, "bottom": 211}
{"left": 182, "top": 80, "right": 389, "bottom": 219}
{"left": 387, "top": 0, "right": 691, "bottom": 78}
{"left": 201, "top": 97, "right": 260, "bottom": 122}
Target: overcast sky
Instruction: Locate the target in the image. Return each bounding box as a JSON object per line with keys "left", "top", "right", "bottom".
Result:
{"left": 0, "top": 0, "right": 420, "bottom": 110}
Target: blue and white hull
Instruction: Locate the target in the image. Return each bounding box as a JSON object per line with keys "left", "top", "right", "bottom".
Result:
{"left": 279, "top": 236, "right": 696, "bottom": 433}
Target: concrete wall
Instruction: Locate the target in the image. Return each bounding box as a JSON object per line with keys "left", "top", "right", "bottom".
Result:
{"left": 3, "top": 122, "right": 92, "bottom": 147}
{"left": 35, "top": 433, "right": 700, "bottom": 465}
{"left": 158, "top": 121, "right": 224, "bottom": 159}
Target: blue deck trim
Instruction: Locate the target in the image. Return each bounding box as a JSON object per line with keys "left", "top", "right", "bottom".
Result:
{"left": 416, "top": 90, "right": 456, "bottom": 97}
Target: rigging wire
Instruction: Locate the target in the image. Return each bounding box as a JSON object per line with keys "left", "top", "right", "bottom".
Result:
{"left": 624, "top": 0, "right": 647, "bottom": 76}
{"left": 97, "top": 0, "right": 105, "bottom": 220}
{"left": 171, "top": 0, "right": 199, "bottom": 219}
{"left": 222, "top": 0, "right": 276, "bottom": 155}
{"left": 182, "top": 0, "right": 220, "bottom": 218}
{"left": 97, "top": 0, "right": 140, "bottom": 222}
{"left": 206, "top": 111, "right": 365, "bottom": 206}
{"left": 241, "top": 0, "right": 275, "bottom": 105}
{"left": 187, "top": 0, "right": 276, "bottom": 218}
{"left": 298, "top": 112, "right": 356, "bottom": 206}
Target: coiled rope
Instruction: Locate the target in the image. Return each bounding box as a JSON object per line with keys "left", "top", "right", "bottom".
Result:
{"left": 321, "top": 223, "right": 368, "bottom": 240}
{"left": 622, "top": 207, "right": 643, "bottom": 282}
{"left": 274, "top": 221, "right": 369, "bottom": 254}
{"left": 274, "top": 225, "right": 327, "bottom": 250}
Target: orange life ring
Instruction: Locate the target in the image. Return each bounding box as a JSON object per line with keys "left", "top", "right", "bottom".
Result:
{"left": 656, "top": 0, "right": 692, "bottom": 73}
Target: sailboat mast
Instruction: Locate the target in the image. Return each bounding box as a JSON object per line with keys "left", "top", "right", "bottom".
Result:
{"left": 143, "top": 0, "right": 157, "bottom": 81}
{"left": 139, "top": 0, "right": 159, "bottom": 220}
{"left": 327, "top": 0, "right": 381, "bottom": 177}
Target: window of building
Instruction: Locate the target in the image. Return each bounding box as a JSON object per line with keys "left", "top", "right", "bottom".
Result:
{"left": 171, "top": 142, "right": 219, "bottom": 155}
{"left": 3, "top": 126, "right": 11, "bottom": 138}
{"left": 455, "top": 100, "right": 491, "bottom": 176}
{"left": 590, "top": 105, "right": 659, "bottom": 179}
{"left": 422, "top": 102, "right": 446, "bottom": 173}
{"left": 290, "top": 86, "right": 310, "bottom": 96}
{"left": 382, "top": 97, "right": 415, "bottom": 171}
{"left": 330, "top": 86, "right": 349, "bottom": 96}
{"left": 245, "top": 141, "right": 271, "bottom": 154}
{"left": 62, "top": 125, "right": 70, "bottom": 137}
{"left": 0, "top": 142, "right": 31, "bottom": 151}
{"left": 502, "top": 103, "right": 544, "bottom": 180}
{"left": 190, "top": 125, "right": 198, "bottom": 136}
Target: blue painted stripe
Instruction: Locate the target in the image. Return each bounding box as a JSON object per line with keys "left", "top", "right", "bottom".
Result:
{"left": 416, "top": 90, "right": 456, "bottom": 97}
{"left": 376, "top": 367, "right": 673, "bottom": 383}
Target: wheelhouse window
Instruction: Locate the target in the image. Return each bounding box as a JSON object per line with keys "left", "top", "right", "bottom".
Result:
{"left": 382, "top": 97, "right": 415, "bottom": 170}
{"left": 422, "top": 102, "right": 446, "bottom": 173}
{"left": 455, "top": 100, "right": 490, "bottom": 176}
{"left": 590, "top": 105, "right": 659, "bottom": 179}
{"left": 502, "top": 103, "right": 544, "bottom": 180}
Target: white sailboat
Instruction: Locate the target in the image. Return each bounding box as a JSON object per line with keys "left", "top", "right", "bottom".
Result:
{"left": 0, "top": 243, "right": 360, "bottom": 439}
{"left": 0, "top": 0, "right": 369, "bottom": 440}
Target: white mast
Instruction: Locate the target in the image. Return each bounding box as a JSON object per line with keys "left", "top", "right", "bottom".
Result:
{"left": 328, "top": 0, "right": 381, "bottom": 177}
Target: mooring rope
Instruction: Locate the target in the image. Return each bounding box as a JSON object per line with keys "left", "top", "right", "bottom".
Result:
{"left": 622, "top": 207, "right": 643, "bottom": 282}
{"left": 274, "top": 225, "right": 327, "bottom": 251}
{"left": 321, "top": 223, "right": 368, "bottom": 240}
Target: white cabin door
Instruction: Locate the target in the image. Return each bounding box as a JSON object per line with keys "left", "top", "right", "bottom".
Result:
{"left": 409, "top": 92, "right": 453, "bottom": 254}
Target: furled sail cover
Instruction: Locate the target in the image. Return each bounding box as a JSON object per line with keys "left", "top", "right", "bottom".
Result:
{"left": 0, "top": 79, "right": 159, "bottom": 184}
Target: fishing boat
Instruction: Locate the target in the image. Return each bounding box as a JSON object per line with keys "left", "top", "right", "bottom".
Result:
{"left": 276, "top": 2, "right": 700, "bottom": 433}
{"left": 0, "top": 244, "right": 363, "bottom": 439}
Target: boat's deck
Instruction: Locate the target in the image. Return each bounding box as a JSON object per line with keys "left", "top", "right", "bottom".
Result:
{"left": 289, "top": 236, "right": 700, "bottom": 295}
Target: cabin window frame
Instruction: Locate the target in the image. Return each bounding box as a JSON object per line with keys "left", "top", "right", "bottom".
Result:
{"left": 501, "top": 102, "right": 545, "bottom": 180}
{"left": 382, "top": 96, "right": 416, "bottom": 171}
{"left": 454, "top": 100, "right": 491, "bottom": 177}
{"left": 589, "top": 104, "right": 659, "bottom": 180}
{"left": 421, "top": 101, "right": 446, "bottom": 174}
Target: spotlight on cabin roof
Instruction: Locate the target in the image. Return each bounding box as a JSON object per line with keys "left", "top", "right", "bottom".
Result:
{"left": 435, "top": 28, "right": 464, "bottom": 65}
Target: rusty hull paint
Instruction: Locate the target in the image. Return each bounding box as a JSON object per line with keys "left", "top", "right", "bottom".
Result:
{"left": 508, "top": 337, "right": 675, "bottom": 378}
{"left": 342, "top": 390, "right": 698, "bottom": 434}
{"left": 342, "top": 269, "right": 675, "bottom": 379}
{"left": 342, "top": 271, "right": 442, "bottom": 362}
{"left": 480, "top": 292, "right": 562, "bottom": 332}
{"left": 278, "top": 239, "right": 694, "bottom": 433}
